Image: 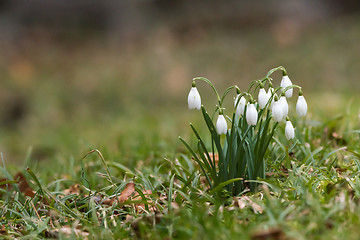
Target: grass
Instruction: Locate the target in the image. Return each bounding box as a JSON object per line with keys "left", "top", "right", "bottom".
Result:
{"left": 0, "top": 94, "right": 359, "bottom": 239}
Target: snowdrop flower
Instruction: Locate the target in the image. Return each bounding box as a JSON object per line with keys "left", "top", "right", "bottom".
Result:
{"left": 285, "top": 120, "right": 295, "bottom": 140}
{"left": 216, "top": 114, "right": 227, "bottom": 135}
{"left": 258, "top": 87, "right": 269, "bottom": 109}
{"left": 235, "top": 96, "right": 246, "bottom": 116}
{"left": 187, "top": 83, "right": 201, "bottom": 110}
{"left": 279, "top": 95, "right": 288, "bottom": 118}
{"left": 296, "top": 92, "right": 308, "bottom": 117}
{"left": 272, "top": 100, "right": 283, "bottom": 122}
{"left": 281, "top": 75, "right": 293, "bottom": 98}
{"left": 246, "top": 103, "right": 258, "bottom": 126}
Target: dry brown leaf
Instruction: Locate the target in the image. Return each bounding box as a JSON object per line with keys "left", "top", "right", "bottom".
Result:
{"left": 206, "top": 153, "right": 219, "bottom": 165}
{"left": 59, "top": 227, "right": 89, "bottom": 238}
{"left": 0, "top": 225, "right": 7, "bottom": 235}
{"left": 103, "top": 182, "right": 135, "bottom": 205}
{"left": 332, "top": 132, "right": 341, "bottom": 139}
{"left": 251, "top": 228, "right": 285, "bottom": 240}
{"left": 24, "top": 188, "right": 36, "bottom": 198}
{"left": 14, "top": 172, "right": 36, "bottom": 198}
{"left": 14, "top": 172, "right": 30, "bottom": 192}
{"left": 232, "top": 196, "right": 263, "bottom": 214}
{"left": 0, "top": 172, "right": 36, "bottom": 198}
{"left": 64, "top": 184, "right": 81, "bottom": 195}
{"left": 132, "top": 190, "right": 157, "bottom": 213}
{"left": 49, "top": 226, "right": 89, "bottom": 239}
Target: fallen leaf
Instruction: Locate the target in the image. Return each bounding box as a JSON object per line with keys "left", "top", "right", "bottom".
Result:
{"left": 0, "top": 225, "right": 7, "bottom": 235}
{"left": 104, "top": 182, "right": 135, "bottom": 205}
{"left": 132, "top": 190, "right": 157, "bottom": 213}
{"left": 14, "top": 172, "right": 36, "bottom": 197}
{"left": 64, "top": 184, "right": 81, "bottom": 195}
{"left": 24, "top": 188, "right": 36, "bottom": 198}
{"left": 251, "top": 228, "right": 285, "bottom": 240}
{"left": 14, "top": 172, "right": 30, "bottom": 192}
{"left": 232, "top": 196, "right": 263, "bottom": 214}
{"left": 206, "top": 153, "right": 219, "bottom": 165}
{"left": 48, "top": 226, "right": 89, "bottom": 239}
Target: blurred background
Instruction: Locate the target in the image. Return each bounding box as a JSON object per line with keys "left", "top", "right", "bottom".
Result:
{"left": 0, "top": 0, "right": 359, "bottom": 166}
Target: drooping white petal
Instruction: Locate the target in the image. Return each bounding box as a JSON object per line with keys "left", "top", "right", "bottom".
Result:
{"left": 296, "top": 95, "right": 308, "bottom": 117}
{"left": 187, "top": 87, "right": 201, "bottom": 110}
{"left": 272, "top": 101, "right": 283, "bottom": 122}
{"left": 279, "top": 96, "right": 288, "bottom": 119}
{"left": 285, "top": 121, "right": 295, "bottom": 140}
{"left": 235, "top": 96, "right": 246, "bottom": 116}
{"left": 246, "top": 103, "right": 258, "bottom": 126}
{"left": 258, "top": 88, "right": 270, "bottom": 109}
{"left": 216, "top": 115, "right": 228, "bottom": 135}
{"left": 281, "top": 75, "right": 293, "bottom": 98}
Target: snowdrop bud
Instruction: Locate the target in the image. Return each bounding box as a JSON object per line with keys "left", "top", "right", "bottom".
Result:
{"left": 187, "top": 85, "right": 201, "bottom": 110}
{"left": 279, "top": 96, "right": 288, "bottom": 118}
{"left": 216, "top": 114, "right": 227, "bottom": 135}
{"left": 285, "top": 120, "right": 295, "bottom": 140}
{"left": 272, "top": 100, "right": 283, "bottom": 122}
{"left": 296, "top": 95, "right": 308, "bottom": 117}
{"left": 235, "top": 96, "right": 246, "bottom": 116}
{"left": 258, "top": 88, "right": 269, "bottom": 109}
{"left": 246, "top": 103, "right": 258, "bottom": 126}
{"left": 281, "top": 75, "right": 293, "bottom": 98}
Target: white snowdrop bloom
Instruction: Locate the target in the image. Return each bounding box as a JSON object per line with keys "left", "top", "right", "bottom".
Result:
{"left": 271, "top": 100, "right": 283, "bottom": 122}
{"left": 187, "top": 87, "right": 201, "bottom": 110}
{"left": 296, "top": 95, "right": 308, "bottom": 117}
{"left": 258, "top": 88, "right": 269, "bottom": 109}
{"left": 279, "top": 96, "right": 288, "bottom": 118}
{"left": 235, "top": 96, "right": 246, "bottom": 116}
{"left": 285, "top": 121, "right": 295, "bottom": 140}
{"left": 216, "top": 114, "right": 228, "bottom": 135}
{"left": 281, "top": 75, "right": 293, "bottom": 98}
{"left": 246, "top": 103, "right": 258, "bottom": 126}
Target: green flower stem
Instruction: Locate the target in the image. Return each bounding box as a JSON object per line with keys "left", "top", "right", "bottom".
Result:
{"left": 193, "top": 77, "right": 221, "bottom": 106}
{"left": 250, "top": 80, "right": 262, "bottom": 94}
{"left": 247, "top": 78, "right": 265, "bottom": 93}
{"left": 283, "top": 84, "right": 302, "bottom": 94}
{"left": 220, "top": 85, "right": 239, "bottom": 106}
{"left": 234, "top": 92, "right": 252, "bottom": 108}
{"left": 273, "top": 86, "right": 283, "bottom": 96}
{"left": 261, "top": 77, "right": 273, "bottom": 88}
{"left": 265, "top": 66, "right": 287, "bottom": 78}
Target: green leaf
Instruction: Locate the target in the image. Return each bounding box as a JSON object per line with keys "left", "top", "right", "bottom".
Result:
{"left": 179, "top": 137, "right": 213, "bottom": 188}
{"left": 209, "top": 178, "right": 243, "bottom": 195}
{"left": 190, "top": 124, "right": 216, "bottom": 171}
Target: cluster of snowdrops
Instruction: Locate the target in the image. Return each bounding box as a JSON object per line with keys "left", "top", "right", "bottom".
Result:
{"left": 187, "top": 67, "right": 307, "bottom": 139}
{"left": 181, "top": 66, "right": 308, "bottom": 194}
